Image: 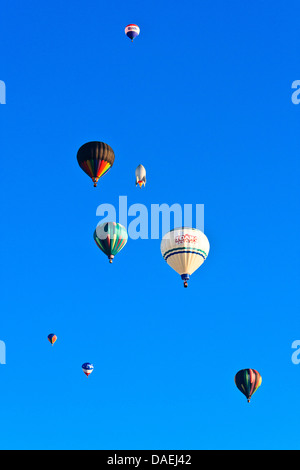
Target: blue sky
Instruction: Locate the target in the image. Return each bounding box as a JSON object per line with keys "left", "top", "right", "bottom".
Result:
{"left": 0, "top": 0, "right": 299, "bottom": 450}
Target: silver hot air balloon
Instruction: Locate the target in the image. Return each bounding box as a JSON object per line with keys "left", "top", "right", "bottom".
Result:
{"left": 135, "top": 164, "right": 146, "bottom": 188}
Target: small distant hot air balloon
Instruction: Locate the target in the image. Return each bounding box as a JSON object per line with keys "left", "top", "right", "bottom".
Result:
{"left": 135, "top": 165, "right": 146, "bottom": 187}
{"left": 77, "top": 141, "right": 115, "bottom": 188}
{"left": 47, "top": 334, "right": 57, "bottom": 346}
{"left": 161, "top": 227, "right": 210, "bottom": 288}
{"left": 125, "top": 24, "right": 140, "bottom": 42}
{"left": 234, "top": 369, "right": 262, "bottom": 403}
{"left": 82, "top": 363, "right": 94, "bottom": 377}
{"left": 94, "top": 222, "right": 128, "bottom": 263}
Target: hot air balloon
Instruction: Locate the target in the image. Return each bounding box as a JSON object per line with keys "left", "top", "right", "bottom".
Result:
{"left": 161, "top": 227, "right": 210, "bottom": 288}
{"left": 125, "top": 24, "right": 140, "bottom": 42}
{"left": 234, "top": 369, "right": 262, "bottom": 403}
{"left": 94, "top": 222, "right": 128, "bottom": 263}
{"left": 82, "top": 363, "right": 94, "bottom": 377}
{"left": 47, "top": 334, "right": 57, "bottom": 346}
{"left": 135, "top": 164, "right": 146, "bottom": 187}
{"left": 77, "top": 141, "right": 115, "bottom": 188}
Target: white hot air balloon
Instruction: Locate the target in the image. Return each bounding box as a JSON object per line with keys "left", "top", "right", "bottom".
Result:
{"left": 135, "top": 164, "right": 146, "bottom": 188}
{"left": 161, "top": 227, "right": 210, "bottom": 288}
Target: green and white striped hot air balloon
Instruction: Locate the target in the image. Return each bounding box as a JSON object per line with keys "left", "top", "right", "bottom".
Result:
{"left": 94, "top": 222, "right": 128, "bottom": 263}
{"left": 161, "top": 227, "right": 210, "bottom": 288}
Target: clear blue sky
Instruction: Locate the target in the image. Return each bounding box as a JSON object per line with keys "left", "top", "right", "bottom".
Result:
{"left": 0, "top": 0, "right": 299, "bottom": 450}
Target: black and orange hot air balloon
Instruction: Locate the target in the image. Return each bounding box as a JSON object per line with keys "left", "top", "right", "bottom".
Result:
{"left": 77, "top": 141, "right": 115, "bottom": 188}
{"left": 47, "top": 334, "right": 57, "bottom": 346}
{"left": 234, "top": 369, "right": 262, "bottom": 403}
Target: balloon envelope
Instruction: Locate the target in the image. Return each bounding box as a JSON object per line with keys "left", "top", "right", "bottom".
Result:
{"left": 161, "top": 227, "right": 210, "bottom": 287}
{"left": 77, "top": 141, "right": 115, "bottom": 187}
{"left": 94, "top": 222, "right": 128, "bottom": 263}
{"left": 234, "top": 369, "right": 262, "bottom": 403}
